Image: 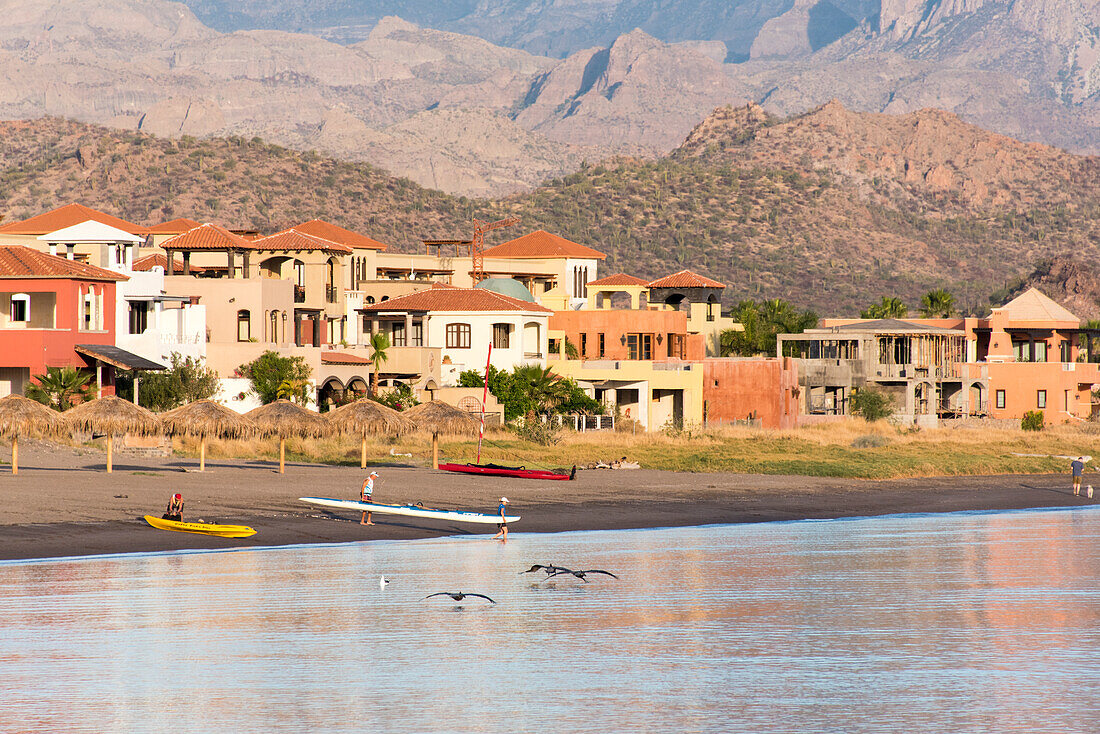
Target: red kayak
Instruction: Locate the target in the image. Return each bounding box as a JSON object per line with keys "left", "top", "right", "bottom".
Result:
{"left": 439, "top": 463, "right": 575, "bottom": 481}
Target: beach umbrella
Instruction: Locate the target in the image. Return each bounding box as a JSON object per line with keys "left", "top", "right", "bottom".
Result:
{"left": 246, "top": 400, "right": 328, "bottom": 474}
{"left": 0, "top": 395, "right": 66, "bottom": 475}
{"left": 160, "top": 400, "right": 257, "bottom": 472}
{"left": 403, "top": 400, "right": 481, "bottom": 470}
{"left": 325, "top": 398, "right": 416, "bottom": 469}
{"left": 64, "top": 396, "right": 162, "bottom": 474}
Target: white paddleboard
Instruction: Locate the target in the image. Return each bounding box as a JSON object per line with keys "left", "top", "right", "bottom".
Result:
{"left": 300, "top": 497, "right": 520, "bottom": 525}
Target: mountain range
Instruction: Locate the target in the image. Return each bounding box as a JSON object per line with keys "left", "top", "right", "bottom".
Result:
{"left": 1, "top": 0, "right": 1098, "bottom": 196}
{"left": 4, "top": 101, "right": 1100, "bottom": 317}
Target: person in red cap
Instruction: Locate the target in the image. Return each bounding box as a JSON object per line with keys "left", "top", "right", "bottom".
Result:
{"left": 163, "top": 493, "right": 184, "bottom": 522}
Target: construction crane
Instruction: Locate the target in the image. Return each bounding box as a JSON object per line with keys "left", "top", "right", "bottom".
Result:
{"left": 422, "top": 216, "right": 520, "bottom": 284}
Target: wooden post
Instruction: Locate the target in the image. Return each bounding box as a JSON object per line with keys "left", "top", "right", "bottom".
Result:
{"left": 106, "top": 433, "right": 113, "bottom": 474}
{"left": 432, "top": 432, "right": 439, "bottom": 469}
{"left": 279, "top": 437, "right": 286, "bottom": 474}
{"left": 200, "top": 436, "right": 206, "bottom": 472}
{"left": 11, "top": 435, "right": 17, "bottom": 475}
{"left": 361, "top": 436, "right": 367, "bottom": 469}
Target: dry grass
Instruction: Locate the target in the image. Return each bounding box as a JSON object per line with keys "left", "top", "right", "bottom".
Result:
{"left": 170, "top": 420, "right": 1100, "bottom": 480}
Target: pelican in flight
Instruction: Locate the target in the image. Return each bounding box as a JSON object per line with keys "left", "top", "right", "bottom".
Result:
{"left": 520, "top": 564, "right": 571, "bottom": 575}
{"left": 547, "top": 569, "right": 618, "bottom": 582}
{"left": 422, "top": 591, "right": 496, "bottom": 604}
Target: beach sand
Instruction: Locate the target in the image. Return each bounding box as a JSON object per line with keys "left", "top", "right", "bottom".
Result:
{"left": 0, "top": 438, "right": 1093, "bottom": 561}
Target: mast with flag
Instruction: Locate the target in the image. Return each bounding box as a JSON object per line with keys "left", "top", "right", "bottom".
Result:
{"left": 476, "top": 344, "right": 491, "bottom": 463}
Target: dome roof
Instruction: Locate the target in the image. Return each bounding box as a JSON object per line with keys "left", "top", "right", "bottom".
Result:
{"left": 475, "top": 277, "right": 535, "bottom": 303}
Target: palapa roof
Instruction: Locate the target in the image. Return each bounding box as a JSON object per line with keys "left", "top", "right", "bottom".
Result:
{"left": 403, "top": 400, "right": 481, "bottom": 435}
{"left": 0, "top": 203, "right": 148, "bottom": 236}
{"left": 0, "top": 395, "right": 66, "bottom": 438}
{"left": 160, "top": 400, "right": 257, "bottom": 438}
{"left": 325, "top": 399, "right": 415, "bottom": 436}
{"left": 360, "top": 287, "right": 551, "bottom": 314}
{"left": 246, "top": 400, "right": 328, "bottom": 437}
{"left": 252, "top": 228, "right": 353, "bottom": 255}
{"left": 64, "top": 396, "right": 163, "bottom": 436}
{"left": 160, "top": 223, "right": 256, "bottom": 251}
{"left": 292, "top": 220, "right": 388, "bottom": 251}
{"left": 0, "top": 246, "right": 127, "bottom": 282}
{"left": 647, "top": 270, "right": 725, "bottom": 289}
{"left": 482, "top": 230, "right": 606, "bottom": 260}
{"left": 997, "top": 287, "right": 1080, "bottom": 324}
{"left": 587, "top": 273, "right": 648, "bottom": 287}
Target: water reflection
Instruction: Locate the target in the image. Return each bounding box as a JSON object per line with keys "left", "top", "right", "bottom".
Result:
{"left": 1, "top": 508, "right": 1099, "bottom": 733}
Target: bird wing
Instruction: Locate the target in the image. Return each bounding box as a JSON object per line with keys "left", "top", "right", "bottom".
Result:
{"left": 422, "top": 592, "right": 451, "bottom": 601}
{"left": 547, "top": 571, "right": 585, "bottom": 582}
{"left": 582, "top": 570, "right": 619, "bottom": 578}
{"left": 466, "top": 593, "right": 496, "bottom": 604}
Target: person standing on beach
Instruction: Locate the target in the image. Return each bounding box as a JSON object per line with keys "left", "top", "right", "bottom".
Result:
{"left": 163, "top": 493, "right": 184, "bottom": 522}
{"left": 492, "top": 497, "right": 509, "bottom": 541}
{"left": 1071, "top": 457, "right": 1085, "bottom": 496}
{"left": 361, "top": 471, "right": 378, "bottom": 526}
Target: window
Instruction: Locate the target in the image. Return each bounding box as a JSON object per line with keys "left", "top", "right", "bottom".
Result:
{"left": 446, "top": 323, "right": 471, "bottom": 349}
{"left": 365, "top": 296, "right": 375, "bottom": 304}
{"left": 392, "top": 321, "right": 406, "bottom": 347}
{"left": 270, "top": 311, "right": 279, "bottom": 342}
{"left": 1034, "top": 342, "right": 1047, "bottom": 363}
{"left": 493, "top": 323, "right": 511, "bottom": 349}
{"left": 996, "top": 390, "right": 1006, "bottom": 409}
{"left": 237, "top": 309, "right": 251, "bottom": 342}
{"left": 128, "top": 302, "right": 149, "bottom": 335}
{"left": 294, "top": 261, "right": 305, "bottom": 287}
{"left": 1013, "top": 341, "right": 1028, "bottom": 362}
{"left": 1061, "top": 340, "right": 1072, "bottom": 363}
{"left": 598, "top": 333, "right": 605, "bottom": 357}
{"left": 10, "top": 294, "right": 29, "bottom": 322}
{"left": 412, "top": 321, "right": 423, "bottom": 347}
{"left": 580, "top": 333, "right": 587, "bottom": 357}
{"left": 1037, "top": 390, "right": 1046, "bottom": 409}
{"left": 627, "top": 333, "right": 652, "bottom": 360}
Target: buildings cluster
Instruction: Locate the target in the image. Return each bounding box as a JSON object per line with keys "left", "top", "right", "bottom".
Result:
{"left": 0, "top": 202, "right": 1097, "bottom": 430}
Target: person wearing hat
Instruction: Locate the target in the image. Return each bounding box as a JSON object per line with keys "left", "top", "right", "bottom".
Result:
{"left": 361, "top": 471, "right": 379, "bottom": 525}
{"left": 163, "top": 493, "right": 184, "bottom": 522}
{"left": 492, "top": 497, "right": 510, "bottom": 541}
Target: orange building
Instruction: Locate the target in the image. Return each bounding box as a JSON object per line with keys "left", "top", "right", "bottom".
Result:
{"left": 703, "top": 357, "right": 800, "bottom": 429}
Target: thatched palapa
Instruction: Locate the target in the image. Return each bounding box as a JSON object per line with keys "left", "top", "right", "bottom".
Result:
{"left": 0, "top": 395, "right": 67, "bottom": 475}
{"left": 403, "top": 400, "right": 481, "bottom": 469}
{"left": 160, "top": 400, "right": 257, "bottom": 472}
{"left": 64, "top": 396, "right": 162, "bottom": 473}
{"left": 246, "top": 400, "right": 328, "bottom": 473}
{"left": 325, "top": 399, "right": 415, "bottom": 469}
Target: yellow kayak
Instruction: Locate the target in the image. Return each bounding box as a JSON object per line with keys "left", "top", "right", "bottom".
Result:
{"left": 144, "top": 515, "right": 257, "bottom": 538}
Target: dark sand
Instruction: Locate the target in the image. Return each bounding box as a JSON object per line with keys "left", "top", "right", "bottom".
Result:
{"left": 0, "top": 439, "right": 1094, "bottom": 561}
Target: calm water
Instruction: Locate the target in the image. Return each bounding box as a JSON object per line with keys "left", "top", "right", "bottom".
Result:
{"left": 1, "top": 508, "right": 1099, "bottom": 734}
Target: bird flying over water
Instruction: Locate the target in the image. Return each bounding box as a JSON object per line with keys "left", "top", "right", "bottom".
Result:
{"left": 520, "top": 564, "right": 571, "bottom": 575}
{"left": 422, "top": 591, "right": 496, "bottom": 604}
{"left": 547, "top": 569, "right": 618, "bottom": 582}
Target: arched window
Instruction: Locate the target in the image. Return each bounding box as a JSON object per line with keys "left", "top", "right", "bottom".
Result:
{"left": 9, "top": 293, "right": 29, "bottom": 322}
{"left": 237, "top": 309, "right": 251, "bottom": 342}
{"left": 270, "top": 310, "right": 279, "bottom": 343}
{"left": 365, "top": 296, "right": 375, "bottom": 304}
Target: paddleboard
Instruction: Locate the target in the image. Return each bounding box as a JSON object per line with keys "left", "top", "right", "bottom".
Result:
{"left": 144, "top": 515, "right": 257, "bottom": 538}
{"left": 299, "top": 497, "right": 520, "bottom": 525}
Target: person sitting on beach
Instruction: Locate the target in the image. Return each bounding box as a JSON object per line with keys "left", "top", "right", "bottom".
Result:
{"left": 361, "top": 471, "right": 378, "bottom": 526}
{"left": 163, "top": 493, "right": 184, "bottom": 522}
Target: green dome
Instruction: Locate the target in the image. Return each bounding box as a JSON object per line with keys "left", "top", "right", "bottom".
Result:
{"left": 475, "top": 278, "right": 536, "bottom": 303}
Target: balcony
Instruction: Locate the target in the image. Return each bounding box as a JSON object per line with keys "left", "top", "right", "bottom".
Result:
{"left": 294, "top": 285, "right": 305, "bottom": 303}
{"left": 326, "top": 284, "right": 338, "bottom": 303}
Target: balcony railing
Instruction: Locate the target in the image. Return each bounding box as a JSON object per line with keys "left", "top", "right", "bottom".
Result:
{"left": 326, "top": 284, "right": 338, "bottom": 303}
{"left": 294, "top": 285, "right": 306, "bottom": 303}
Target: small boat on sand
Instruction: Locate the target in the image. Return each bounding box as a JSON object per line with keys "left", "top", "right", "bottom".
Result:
{"left": 300, "top": 497, "right": 520, "bottom": 524}
{"left": 144, "top": 515, "right": 257, "bottom": 538}
{"left": 438, "top": 463, "right": 575, "bottom": 481}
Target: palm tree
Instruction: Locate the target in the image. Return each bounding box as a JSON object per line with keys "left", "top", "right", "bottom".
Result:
{"left": 512, "top": 364, "right": 571, "bottom": 414}
{"left": 24, "top": 366, "right": 93, "bottom": 411}
{"left": 861, "top": 297, "right": 908, "bottom": 319}
{"left": 368, "top": 331, "right": 390, "bottom": 396}
{"left": 920, "top": 288, "right": 956, "bottom": 318}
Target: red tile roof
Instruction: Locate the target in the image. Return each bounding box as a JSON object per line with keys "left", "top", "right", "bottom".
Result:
{"left": 252, "top": 229, "right": 353, "bottom": 254}
{"left": 0, "top": 245, "right": 127, "bottom": 281}
{"left": 160, "top": 223, "right": 256, "bottom": 251}
{"left": 647, "top": 270, "right": 725, "bottom": 289}
{"left": 482, "top": 230, "right": 606, "bottom": 260}
{"left": 321, "top": 351, "right": 373, "bottom": 365}
{"left": 361, "top": 287, "right": 551, "bottom": 313}
{"left": 292, "top": 220, "right": 388, "bottom": 251}
{"left": 146, "top": 218, "right": 204, "bottom": 234}
{"left": 587, "top": 273, "right": 648, "bottom": 287}
{"left": 0, "top": 203, "right": 148, "bottom": 236}
{"left": 132, "top": 253, "right": 204, "bottom": 273}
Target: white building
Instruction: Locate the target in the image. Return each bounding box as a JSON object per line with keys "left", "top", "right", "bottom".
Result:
{"left": 359, "top": 285, "right": 551, "bottom": 385}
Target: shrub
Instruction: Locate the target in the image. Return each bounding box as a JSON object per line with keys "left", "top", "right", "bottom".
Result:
{"left": 1021, "top": 410, "right": 1044, "bottom": 431}
{"left": 851, "top": 434, "right": 889, "bottom": 449}
{"left": 238, "top": 351, "right": 311, "bottom": 405}
{"left": 849, "top": 388, "right": 894, "bottom": 422}
{"left": 512, "top": 416, "right": 562, "bottom": 446}
{"left": 136, "top": 353, "right": 219, "bottom": 412}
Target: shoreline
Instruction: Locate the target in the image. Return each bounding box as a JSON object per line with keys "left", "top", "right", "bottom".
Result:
{"left": 1, "top": 440, "right": 1096, "bottom": 561}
